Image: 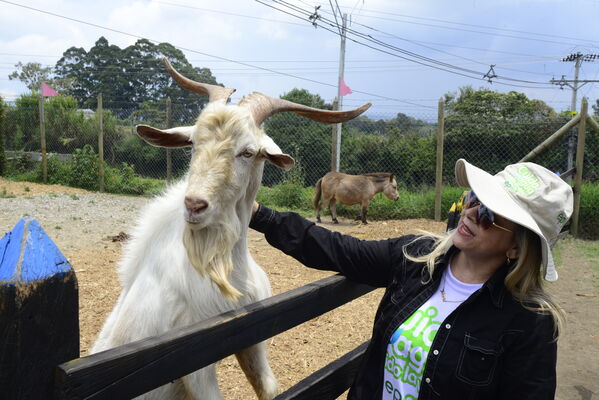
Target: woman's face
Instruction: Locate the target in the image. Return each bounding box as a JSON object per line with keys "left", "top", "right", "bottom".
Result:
{"left": 453, "top": 203, "right": 519, "bottom": 261}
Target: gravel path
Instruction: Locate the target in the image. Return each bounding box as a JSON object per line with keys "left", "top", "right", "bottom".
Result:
{"left": 1, "top": 191, "right": 147, "bottom": 254}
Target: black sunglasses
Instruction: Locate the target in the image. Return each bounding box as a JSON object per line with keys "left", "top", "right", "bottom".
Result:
{"left": 463, "top": 191, "right": 513, "bottom": 233}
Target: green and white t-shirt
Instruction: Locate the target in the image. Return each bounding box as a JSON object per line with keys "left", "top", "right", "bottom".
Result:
{"left": 382, "top": 266, "right": 483, "bottom": 400}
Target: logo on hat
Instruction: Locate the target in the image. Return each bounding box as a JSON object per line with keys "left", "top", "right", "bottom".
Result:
{"left": 503, "top": 166, "right": 541, "bottom": 196}
{"left": 557, "top": 212, "right": 567, "bottom": 226}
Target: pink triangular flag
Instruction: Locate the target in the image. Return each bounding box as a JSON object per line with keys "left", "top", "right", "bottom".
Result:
{"left": 339, "top": 78, "right": 352, "bottom": 96}
{"left": 41, "top": 82, "right": 58, "bottom": 97}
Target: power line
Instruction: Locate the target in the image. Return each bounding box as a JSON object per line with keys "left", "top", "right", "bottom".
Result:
{"left": 0, "top": 0, "right": 427, "bottom": 107}
{"left": 261, "top": 0, "right": 557, "bottom": 88}
{"left": 326, "top": 4, "right": 599, "bottom": 47}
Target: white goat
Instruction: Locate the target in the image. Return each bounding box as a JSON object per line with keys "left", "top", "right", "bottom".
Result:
{"left": 91, "top": 58, "right": 370, "bottom": 400}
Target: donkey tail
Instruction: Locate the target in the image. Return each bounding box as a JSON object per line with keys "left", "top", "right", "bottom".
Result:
{"left": 313, "top": 178, "right": 323, "bottom": 209}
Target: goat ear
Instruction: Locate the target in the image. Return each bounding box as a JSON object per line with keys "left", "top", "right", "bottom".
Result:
{"left": 259, "top": 136, "right": 295, "bottom": 170}
{"left": 136, "top": 125, "right": 193, "bottom": 148}
{"left": 262, "top": 151, "right": 295, "bottom": 170}
{"left": 389, "top": 174, "right": 395, "bottom": 182}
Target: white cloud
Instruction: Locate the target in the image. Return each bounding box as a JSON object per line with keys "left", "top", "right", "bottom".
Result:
{"left": 1, "top": 0, "right": 598, "bottom": 114}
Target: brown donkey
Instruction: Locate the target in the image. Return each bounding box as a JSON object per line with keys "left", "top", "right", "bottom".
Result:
{"left": 314, "top": 172, "right": 399, "bottom": 224}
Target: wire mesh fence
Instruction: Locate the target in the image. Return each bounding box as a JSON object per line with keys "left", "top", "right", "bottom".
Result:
{"left": 3, "top": 100, "right": 598, "bottom": 188}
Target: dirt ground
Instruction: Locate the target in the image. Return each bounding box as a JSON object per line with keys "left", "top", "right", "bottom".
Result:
{"left": 1, "top": 177, "right": 598, "bottom": 400}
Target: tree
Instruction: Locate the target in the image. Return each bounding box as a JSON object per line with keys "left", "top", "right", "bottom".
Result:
{"left": 54, "top": 37, "right": 223, "bottom": 118}
{"left": 9, "top": 62, "right": 53, "bottom": 92}
{"left": 11, "top": 94, "right": 40, "bottom": 151}
{"left": 442, "top": 86, "right": 565, "bottom": 180}
{"left": 593, "top": 99, "right": 599, "bottom": 116}
{"left": 445, "top": 86, "right": 556, "bottom": 120}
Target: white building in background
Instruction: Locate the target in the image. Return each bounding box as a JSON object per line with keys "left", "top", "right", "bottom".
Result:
{"left": 77, "top": 109, "right": 95, "bottom": 120}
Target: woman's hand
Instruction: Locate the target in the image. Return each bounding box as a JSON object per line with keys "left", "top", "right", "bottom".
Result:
{"left": 252, "top": 201, "right": 259, "bottom": 219}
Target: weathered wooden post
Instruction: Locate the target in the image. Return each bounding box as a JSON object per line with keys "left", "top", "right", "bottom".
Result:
{"left": 571, "top": 98, "right": 588, "bottom": 237}
{"left": 97, "top": 93, "right": 105, "bottom": 192}
{"left": 39, "top": 97, "right": 48, "bottom": 184}
{"left": 0, "top": 217, "right": 79, "bottom": 399}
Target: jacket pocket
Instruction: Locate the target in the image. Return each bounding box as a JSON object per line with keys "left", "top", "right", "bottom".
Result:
{"left": 456, "top": 334, "right": 499, "bottom": 386}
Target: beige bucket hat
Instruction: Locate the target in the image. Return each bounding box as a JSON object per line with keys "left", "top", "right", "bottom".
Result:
{"left": 455, "top": 159, "right": 573, "bottom": 281}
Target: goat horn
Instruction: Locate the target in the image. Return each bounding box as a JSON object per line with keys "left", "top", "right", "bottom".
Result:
{"left": 163, "top": 58, "right": 236, "bottom": 104}
{"left": 238, "top": 92, "right": 371, "bottom": 126}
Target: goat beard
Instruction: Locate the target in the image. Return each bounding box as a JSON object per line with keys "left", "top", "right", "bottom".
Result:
{"left": 182, "top": 217, "right": 243, "bottom": 301}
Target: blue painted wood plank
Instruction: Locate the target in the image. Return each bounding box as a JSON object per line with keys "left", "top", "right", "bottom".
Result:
{"left": 0, "top": 218, "right": 25, "bottom": 282}
{"left": 1, "top": 216, "right": 79, "bottom": 399}
{"left": 0, "top": 217, "right": 71, "bottom": 283}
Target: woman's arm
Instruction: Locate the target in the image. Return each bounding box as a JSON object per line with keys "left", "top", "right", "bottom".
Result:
{"left": 250, "top": 203, "right": 411, "bottom": 287}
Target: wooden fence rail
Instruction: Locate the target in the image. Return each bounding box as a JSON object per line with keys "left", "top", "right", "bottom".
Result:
{"left": 55, "top": 274, "right": 374, "bottom": 399}
{"left": 1, "top": 217, "right": 376, "bottom": 399}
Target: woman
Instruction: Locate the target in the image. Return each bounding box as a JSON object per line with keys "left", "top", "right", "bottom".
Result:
{"left": 250, "top": 159, "right": 572, "bottom": 400}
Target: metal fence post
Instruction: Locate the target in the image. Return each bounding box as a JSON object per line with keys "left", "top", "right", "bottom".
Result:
{"left": 434, "top": 97, "right": 445, "bottom": 221}
{"left": 571, "top": 98, "right": 588, "bottom": 237}
{"left": 97, "top": 93, "right": 105, "bottom": 192}
{"left": 166, "top": 97, "right": 173, "bottom": 184}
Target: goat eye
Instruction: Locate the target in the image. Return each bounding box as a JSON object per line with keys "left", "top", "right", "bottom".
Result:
{"left": 240, "top": 150, "right": 254, "bottom": 158}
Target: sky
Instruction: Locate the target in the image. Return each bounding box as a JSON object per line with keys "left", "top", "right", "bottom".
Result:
{"left": 1, "top": 0, "right": 599, "bottom": 120}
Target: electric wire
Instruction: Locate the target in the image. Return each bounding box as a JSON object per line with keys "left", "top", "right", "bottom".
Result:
{"left": 260, "top": 0, "right": 557, "bottom": 88}
{"left": 0, "top": 0, "right": 429, "bottom": 107}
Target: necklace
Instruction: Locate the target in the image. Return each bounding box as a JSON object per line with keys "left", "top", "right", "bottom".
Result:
{"left": 440, "top": 275, "right": 467, "bottom": 303}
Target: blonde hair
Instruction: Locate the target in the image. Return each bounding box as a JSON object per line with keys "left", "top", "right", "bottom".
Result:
{"left": 403, "top": 229, "right": 565, "bottom": 338}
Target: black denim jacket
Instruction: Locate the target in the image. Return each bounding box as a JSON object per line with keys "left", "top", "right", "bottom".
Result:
{"left": 250, "top": 206, "right": 557, "bottom": 400}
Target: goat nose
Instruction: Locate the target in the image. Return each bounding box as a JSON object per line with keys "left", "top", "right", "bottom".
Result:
{"left": 185, "top": 196, "right": 209, "bottom": 215}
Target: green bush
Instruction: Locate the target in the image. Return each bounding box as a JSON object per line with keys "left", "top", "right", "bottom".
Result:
{"left": 104, "top": 162, "right": 165, "bottom": 195}
{"left": 258, "top": 183, "right": 312, "bottom": 211}
{"left": 5, "top": 146, "right": 166, "bottom": 197}
{"left": 44, "top": 155, "right": 72, "bottom": 185}
{"left": 578, "top": 182, "right": 599, "bottom": 239}
{"left": 68, "top": 145, "right": 100, "bottom": 190}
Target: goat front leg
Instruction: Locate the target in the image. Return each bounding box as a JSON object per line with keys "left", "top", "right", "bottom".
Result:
{"left": 180, "top": 364, "right": 224, "bottom": 400}
{"left": 235, "top": 342, "right": 278, "bottom": 400}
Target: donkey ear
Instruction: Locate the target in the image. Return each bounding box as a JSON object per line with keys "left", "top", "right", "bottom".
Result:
{"left": 389, "top": 174, "right": 395, "bottom": 182}
{"left": 136, "top": 125, "right": 193, "bottom": 148}
{"left": 259, "top": 136, "right": 295, "bottom": 170}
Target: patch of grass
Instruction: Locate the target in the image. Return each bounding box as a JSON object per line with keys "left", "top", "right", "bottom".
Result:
{"left": 48, "top": 193, "right": 59, "bottom": 198}
{"left": 0, "top": 187, "right": 16, "bottom": 198}
{"left": 55, "top": 226, "right": 62, "bottom": 230}
{"left": 70, "top": 194, "right": 80, "bottom": 200}
{"left": 24, "top": 186, "right": 30, "bottom": 192}
{"left": 576, "top": 240, "right": 599, "bottom": 290}
{"left": 256, "top": 185, "right": 314, "bottom": 214}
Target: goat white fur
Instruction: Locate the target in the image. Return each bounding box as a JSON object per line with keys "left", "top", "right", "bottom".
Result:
{"left": 91, "top": 58, "right": 370, "bottom": 400}
{"left": 92, "top": 105, "right": 281, "bottom": 400}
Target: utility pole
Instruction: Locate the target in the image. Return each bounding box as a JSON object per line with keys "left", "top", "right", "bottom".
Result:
{"left": 550, "top": 53, "right": 599, "bottom": 173}
{"left": 332, "top": 13, "right": 347, "bottom": 172}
